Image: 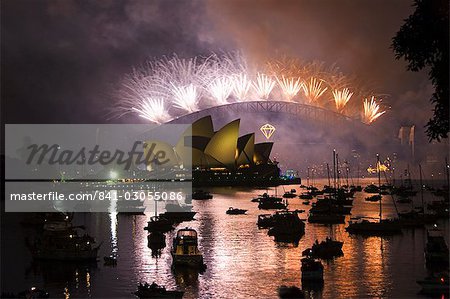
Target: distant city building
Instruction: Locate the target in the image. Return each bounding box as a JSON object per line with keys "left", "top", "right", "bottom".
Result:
{"left": 398, "top": 125, "right": 415, "bottom": 161}
{"left": 285, "top": 169, "right": 298, "bottom": 178}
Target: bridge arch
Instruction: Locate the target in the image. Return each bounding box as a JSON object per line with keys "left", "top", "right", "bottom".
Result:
{"left": 168, "top": 101, "right": 364, "bottom": 129}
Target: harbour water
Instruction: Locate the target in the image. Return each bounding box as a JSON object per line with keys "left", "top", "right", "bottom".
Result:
{"left": 2, "top": 178, "right": 449, "bottom": 298}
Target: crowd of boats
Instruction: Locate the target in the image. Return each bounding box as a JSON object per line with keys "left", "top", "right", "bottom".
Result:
{"left": 5, "top": 153, "right": 449, "bottom": 298}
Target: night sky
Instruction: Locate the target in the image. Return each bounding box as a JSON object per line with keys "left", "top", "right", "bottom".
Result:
{"left": 1, "top": 0, "right": 431, "bottom": 131}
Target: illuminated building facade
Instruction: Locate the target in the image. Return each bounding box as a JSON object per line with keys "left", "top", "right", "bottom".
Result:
{"left": 146, "top": 116, "right": 300, "bottom": 186}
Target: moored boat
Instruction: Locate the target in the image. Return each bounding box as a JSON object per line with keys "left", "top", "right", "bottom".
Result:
{"left": 365, "top": 195, "right": 381, "bottom": 202}
{"left": 144, "top": 216, "right": 174, "bottom": 233}
{"left": 192, "top": 190, "right": 213, "bottom": 200}
{"left": 267, "top": 211, "right": 305, "bottom": 241}
{"left": 160, "top": 203, "right": 196, "bottom": 223}
{"left": 134, "top": 282, "right": 184, "bottom": 298}
{"left": 425, "top": 226, "right": 449, "bottom": 268}
{"left": 346, "top": 218, "right": 402, "bottom": 235}
{"left": 171, "top": 228, "right": 205, "bottom": 269}
{"left": 346, "top": 154, "right": 402, "bottom": 236}
{"left": 30, "top": 228, "right": 100, "bottom": 261}
{"left": 283, "top": 191, "right": 297, "bottom": 198}
{"left": 299, "top": 193, "right": 313, "bottom": 200}
{"left": 226, "top": 207, "right": 247, "bottom": 215}
{"left": 364, "top": 184, "right": 379, "bottom": 193}
{"left": 258, "top": 196, "right": 287, "bottom": 210}
{"left": 302, "top": 237, "right": 343, "bottom": 259}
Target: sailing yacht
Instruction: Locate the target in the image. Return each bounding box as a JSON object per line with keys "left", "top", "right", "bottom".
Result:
{"left": 346, "top": 154, "right": 402, "bottom": 235}
{"left": 398, "top": 164, "right": 438, "bottom": 228}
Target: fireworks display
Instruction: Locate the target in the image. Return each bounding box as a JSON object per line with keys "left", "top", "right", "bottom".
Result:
{"left": 171, "top": 84, "right": 199, "bottom": 113}
{"left": 276, "top": 76, "right": 302, "bottom": 101}
{"left": 301, "top": 77, "right": 328, "bottom": 103}
{"left": 131, "top": 98, "right": 170, "bottom": 124}
{"left": 115, "top": 53, "right": 387, "bottom": 124}
{"left": 208, "top": 77, "right": 234, "bottom": 105}
{"left": 232, "top": 73, "right": 252, "bottom": 101}
{"left": 253, "top": 73, "right": 276, "bottom": 100}
{"left": 363, "top": 96, "right": 386, "bottom": 124}
{"left": 333, "top": 88, "right": 353, "bottom": 112}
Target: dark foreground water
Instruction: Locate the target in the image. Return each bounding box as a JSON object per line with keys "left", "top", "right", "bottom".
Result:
{"left": 2, "top": 178, "right": 449, "bottom": 298}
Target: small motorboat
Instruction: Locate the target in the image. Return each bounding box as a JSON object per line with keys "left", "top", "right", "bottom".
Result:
{"left": 171, "top": 228, "right": 206, "bottom": 269}
{"left": 258, "top": 196, "right": 287, "bottom": 210}
{"left": 283, "top": 191, "right": 297, "bottom": 198}
{"left": 299, "top": 193, "right": 313, "bottom": 200}
{"left": 134, "top": 282, "right": 184, "bottom": 298}
{"left": 226, "top": 207, "right": 247, "bottom": 215}
{"left": 365, "top": 195, "right": 381, "bottom": 202}
{"left": 191, "top": 190, "right": 213, "bottom": 200}
{"left": 346, "top": 218, "right": 402, "bottom": 235}
{"left": 302, "top": 237, "right": 343, "bottom": 259}
{"left": 160, "top": 203, "right": 196, "bottom": 223}
{"left": 364, "top": 184, "right": 379, "bottom": 193}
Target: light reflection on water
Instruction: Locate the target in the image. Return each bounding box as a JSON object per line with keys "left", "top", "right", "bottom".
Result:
{"left": 4, "top": 178, "right": 449, "bottom": 298}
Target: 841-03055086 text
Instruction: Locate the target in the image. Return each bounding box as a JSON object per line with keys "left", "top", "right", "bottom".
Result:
{"left": 9, "top": 191, "right": 186, "bottom": 201}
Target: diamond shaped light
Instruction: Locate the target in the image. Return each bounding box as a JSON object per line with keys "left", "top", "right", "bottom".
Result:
{"left": 260, "top": 123, "right": 276, "bottom": 140}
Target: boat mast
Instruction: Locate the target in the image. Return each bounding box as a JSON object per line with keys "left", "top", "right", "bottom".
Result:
{"left": 392, "top": 167, "right": 396, "bottom": 187}
{"left": 446, "top": 157, "right": 450, "bottom": 189}
{"left": 307, "top": 167, "right": 310, "bottom": 187}
{"left": 377, "top": 154, "right": 382, "bottom": 222}
{"left": 357, "top": 163, "right": 360, "bottom": 186}
{"left": 346, "top": 164, "right": 349, "bottom": 187}
{"left": 326, "top": 163, "right": 331, "bottom": 187}
{"left": 336, "top": 153, "right": 340, "bottom": 188}
{"left": 333, "top": 150, "right": 337, "bottom": 192}
{"left": 419, "top": 164, "right": 424, "bottom": 213}
{"left": 384, "top": 170, "right": 399, "bottom": 216}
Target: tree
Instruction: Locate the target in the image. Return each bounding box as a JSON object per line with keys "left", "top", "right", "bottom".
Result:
{"left": 392, "top": 0, "right": 449, "bottom": 141}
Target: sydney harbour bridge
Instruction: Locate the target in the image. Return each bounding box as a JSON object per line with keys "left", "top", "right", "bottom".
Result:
{"left": 167, "top": 100, "right": 372, "bottom": 143}
{"left": 169, "top": 101, "right": 358, "bottom": 126}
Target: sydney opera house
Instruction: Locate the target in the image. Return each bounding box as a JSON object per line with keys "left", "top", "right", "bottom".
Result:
{"left": 146, "top": 116, "right": 300, "bottom": 187}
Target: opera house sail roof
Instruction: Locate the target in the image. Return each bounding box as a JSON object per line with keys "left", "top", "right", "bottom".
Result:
{"left": 150, "top": 115, "right": 274, "bottom": 170}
